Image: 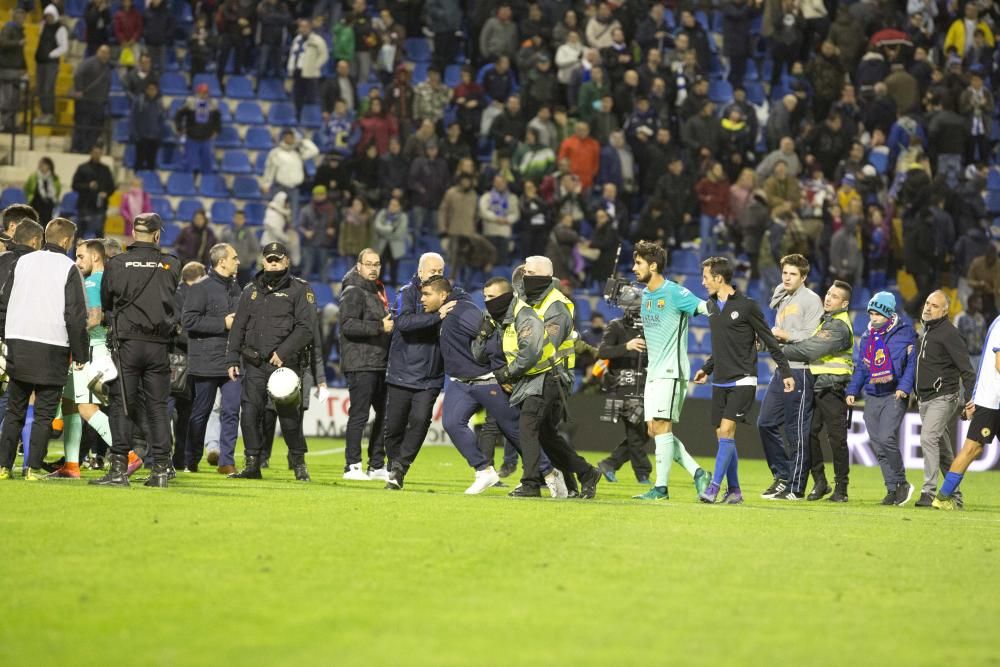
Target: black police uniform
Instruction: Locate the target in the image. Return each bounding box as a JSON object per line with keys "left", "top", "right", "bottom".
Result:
{"left": 91, "top": 214, "right": 181, "bottom": 488}
{"left": 596, "top": 313, "right": 653, "bottom": 482}
{"left": 227, "top": 247, "right": 317, "bottom": 479}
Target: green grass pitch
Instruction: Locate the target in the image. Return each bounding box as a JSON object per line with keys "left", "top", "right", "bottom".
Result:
{"left": 1, "top": 439, "right": 999, "bottom": 666}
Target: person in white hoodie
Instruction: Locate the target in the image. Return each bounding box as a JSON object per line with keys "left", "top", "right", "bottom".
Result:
{"left": 262, "top": 128, "right": 318, "bottom": 224}
{"left": 555, "top": 30, "right": 584, "bottom": 86}
{"left": 287, "top": 18, "right": 329, "bottom": 121}
{"left": 35, "top": 5, "right": 69, "bottom": 124}
{"left": 261, "top": 191, "right": 300, "bottom": 268}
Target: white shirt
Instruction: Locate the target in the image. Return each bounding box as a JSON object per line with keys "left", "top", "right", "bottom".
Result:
{"left": 972, "top": 316, "right": 1000, "bottom": 409}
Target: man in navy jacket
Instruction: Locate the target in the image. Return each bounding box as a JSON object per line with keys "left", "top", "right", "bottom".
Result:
{"left": 383, "top": 253, "right": 448, "bottom": 490}
{"left": 181, "top": 243, "right": 242, "bottom": 475}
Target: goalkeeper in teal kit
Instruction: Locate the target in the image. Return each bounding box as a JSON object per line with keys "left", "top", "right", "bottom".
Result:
{"left": 630, "top": 241, "right": 711, "bottom": 500}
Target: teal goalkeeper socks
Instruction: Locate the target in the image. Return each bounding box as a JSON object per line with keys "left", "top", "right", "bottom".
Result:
{"left": 87, "top": 410, "right": 113, "bottom": 448}
{"left": 62, "top": 413, "right": 82, "bottom": 464}
{"left": 654, "top": 433, "right": 674, "bottom": 488}
{"left": 672, "top": 436, "right": 701, "bottom": 477}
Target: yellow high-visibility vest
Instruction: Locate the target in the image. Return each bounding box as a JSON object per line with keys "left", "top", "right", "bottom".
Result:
{"left": 809, "top": 310, "right": 854, "bottom": 376}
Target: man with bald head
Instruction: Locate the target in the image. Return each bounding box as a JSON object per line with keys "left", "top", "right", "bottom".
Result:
{"left": 914, "top": 290, "right": 977, "bottom": 507}
{"left": 383, "top": 253, "right": 450, "bottom": 489}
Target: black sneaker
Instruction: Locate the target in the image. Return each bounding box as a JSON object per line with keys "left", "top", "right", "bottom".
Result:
{"left": 914, "top": 491, "right": 934, "bottom": 507}
{"left": 508, "top": 484, "right": 541, "bottom": 497}
{"left": 579, "top": 466, "right": 601, "bottom": 499}
{"left": 762, "top": 479, "right": 788, "bottom": 499}
{"left": 597, "top": 460, "right": 618, "bottom": 483}
{"left": 806, "top": 479, "right": 831, "bottom": 501}
{"left": 775, "top": 490, "right": 804, "bottom": 500}
{"left": 385, "top": 466, "right": 404, "bottom": 490}
{"left": 827, "top": 483, "right": 848, "bottom": 502}
{"left": 498, "top": 461, "right": 517, "bottom": 478}
{"left": 893, "top": 482, "right": 914, "bottom": 506}
{"left": 294, "top": 464, "right": 311, "bottom": 482}
{"left": 880, "top": 490, "right": 896, "bottom": 505}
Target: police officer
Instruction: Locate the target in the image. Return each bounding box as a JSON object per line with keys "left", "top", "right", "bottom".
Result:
{"left": 226, "top": 242, "right": 317, "bottom": 481}
{"left": 477, "top": 277, "right": 601, "bottom": 498}
{"left": 780, "top": 280, "right": 855, "bottom": 502}
{"left": 91, "top": 213, "right": 181, "bottom": 488}
{"left": 595, "top": 286, "right": 653, "bottom": 485}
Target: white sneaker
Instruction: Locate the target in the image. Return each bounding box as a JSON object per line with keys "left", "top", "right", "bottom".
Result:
{"left": 367, "top": 467, "right": 390, "bottom": 481}
{"left": 464, "top": 466, "right": 500, "bottom": 495}
{"left": 545, "top": 469, "right": 569, "bottom": 498}
{"left": 342, "top": 463, "right": 370, "bottom": 481}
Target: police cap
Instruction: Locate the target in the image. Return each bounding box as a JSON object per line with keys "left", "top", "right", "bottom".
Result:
{"left": 262, "top": 242, "right": 289, "bottom": 259}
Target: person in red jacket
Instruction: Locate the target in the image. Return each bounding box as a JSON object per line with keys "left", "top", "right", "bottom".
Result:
{"left": 557, "top": 121, "right": 600, "bottom": 191}
{"left": 695, "top": 160, "right": 731, "bottom": 255}
{"left": 113, "top": 0, "right": 143, "bottom": 67}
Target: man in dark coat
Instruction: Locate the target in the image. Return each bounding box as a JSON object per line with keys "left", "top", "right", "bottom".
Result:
{"left": 182, "top": 243, "right": 243, "bottom": 475}
{"left": 71, "top": 143, "right": 116, "bottom": 239}
{"left": 722, "top": 0, "right": 759, "bottom": 88}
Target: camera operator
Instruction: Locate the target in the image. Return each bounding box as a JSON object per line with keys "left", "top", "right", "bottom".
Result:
{"left": 595, "top": 286, "right": 653, "bottom": 484}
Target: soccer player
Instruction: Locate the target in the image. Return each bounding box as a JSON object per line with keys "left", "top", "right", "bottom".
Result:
{"left": 932, "top": 312, "right": 1000, "bottom": 510}
{"left": 694, "top": 257, "right": 793, "bottom": 504}
{"left": 630, "top": 241, "right": 711, "bottom": 501}
{"left": 48, "top": 240, "right": 120, "bottom": 478}
{"left": 757, "top": 254, "right": 823, "bottom": 500}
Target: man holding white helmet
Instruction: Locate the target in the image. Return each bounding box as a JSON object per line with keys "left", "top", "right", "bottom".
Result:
{"left": 226, "top": 242, "right": 318, "bottom": 482}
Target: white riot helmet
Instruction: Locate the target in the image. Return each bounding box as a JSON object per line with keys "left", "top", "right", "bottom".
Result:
{"left": 87, "top": 356, "right": 118, "bottom": 406}
{"left": 267, "top": 367, "right": 302, "bottom": 410}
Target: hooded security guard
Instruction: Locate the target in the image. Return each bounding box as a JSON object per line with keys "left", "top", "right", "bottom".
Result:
{"left": 91, "top": 213, "right": 181, "bottom": 488}
{"left": 226, "top": 242, "right": 317, "bottom": 482}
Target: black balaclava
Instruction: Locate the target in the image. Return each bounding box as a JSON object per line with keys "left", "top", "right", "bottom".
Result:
{"left": 486, "top": 292, "right": 516, "bottom": 321}
{"left": 522, "top": 275, "right": 552, "bottom": 302}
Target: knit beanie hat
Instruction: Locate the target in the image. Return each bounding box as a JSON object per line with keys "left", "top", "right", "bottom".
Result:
{"left": 867, "top": 291, "right": 896, "bottom": 318}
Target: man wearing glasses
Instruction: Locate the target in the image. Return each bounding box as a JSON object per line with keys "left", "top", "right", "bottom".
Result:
{"left": 339, "top": 248, "right": 394, "bottom": 481}
{"left": 226, "top": 242, "right": 318, "bottom": 481}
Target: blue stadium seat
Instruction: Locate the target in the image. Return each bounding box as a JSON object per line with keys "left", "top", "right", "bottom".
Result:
{"left": 988, "top": 168, "right": 1000, "bottom": 191}
{"left": 218, "top": 101, "right": 233, "bottom": 123}
{"left": 221, "top": 150, "right": 253, "bottom": 174}
{"left": 234, "top": 101, "right": 266, "bottom": 125}
{"left": 258, "top": 78, "right": 289, "bottom": 101}
{"left": 225, "top": 75, "right": 255, "bottom": 99}
{"left": 199, "top": 173, "right": 229, "bottom": 198}
{"left": 65, "top": 0, "right": 86, "bottom": 17}
{"left": 574, "top": 297, "right": 592, "bottom": 325}
{"left": 595, "top": 300, "right": 623, "bottom": 321}
{"left": 868, "top": 150, "right": 889, "bottom": 175}
{"left": 670, "top": 249, "right": 701, "bottom": 275}
{"left": 159, "top": 72, "right": 189, "bottom": 95}
{"left": 245, "top": 126, "right": 274, "bottom": 150}
{"left": 166, "top": 172, "right": 197, "bottom": 196}
{"left": 109, "top": 95, "right": 129, "bottom": 117}
{"left": 150, "top": 197, "right": 173, "bottom": 222}
{"left": 310, "top": 281, "right": 335, "bottom": 307}
{"left": 110, "top": 68, "right": 123, "bottom": 92}
{"left": 176, "top": 199, "right": 203, "bottom": 222}
{"left": 112, "top": 118, "right": 130, "bottom": 143}
{"left": 255, "top": 151, "right": 269, "bottom": 174}
{"left": 59, "top": 191, "right": 78, "bottom": 216}
{"left": 244, "top": 202, "right": 266, "bottom": 225}
{"left": 0, "top": 187, "right": 24, "bottom": 208}
{"left": 708, "top": 79, "right": 733, "bottom": 104}
{"left": 157, "top": 144, "right": 185, "bottom": 171}
{"left": 850, "top": 287, "right": 872, "bottom": 311}
{"left": 268, "top": 102, "right": 296, "bottom": 126}
{"left": 232, "top": 175, "right": 263, "bottom": 199}
{"left": 122, "top": 144, "right": 136, "bottom": 168}
{"left": 138, "top": 170, "right": 164, "bottom": 194}
{"left": 214, "top": 125, "right": 242, "bottom": 149}
{"left": 744, "top": 81, "right": 765, "bottom": 105}
{"left": 300, "top": 104, "right": 323, "bottom": 129}
{"left": 987, "top": 190, "right": 1000, "bottom": 214}
{"left": 404, "top": 37, "right": 432, "bottom": 62}
{"left": 161, "top": 222, "right": 182, "bottom": 247}
{"left": 412, "top": 62, "right": 430, "bottom": 84}
{"left": 444, "top": 64, "right": 462, "bottom": 88}
{"left": 211, "top": 200, "right": 236, "bottom": 225}
{"left": 192, "top": 73, "right": 222, "bottom": 97}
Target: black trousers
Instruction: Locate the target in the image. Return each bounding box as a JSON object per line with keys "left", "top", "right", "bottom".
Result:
{"left": 170, "top": 381, "right": 193, "bottom": 467}
{"left": 383, "top": 384, "right": 440, "bottom": 474}
{"left": 108, "top": 340, "right": 172, "bottom": 463}
{"left": 600, "top": 418, "right": 652, "bottom": 479}
{"left": 292, "top": 73, "right": 318, "bottom": 120}
{"left": 135, "top": 139, "right": 160, "bottom": 171}
{"left": 0, "top": 379, "right": 62, "bottom": 469}
{"left": 240, "top": 363, "right": 307, "bottom": 464}
{"left": 345, "top": 370, "right": 387, "bottom": 470}
{"left": 518, "top": 373, "right": 592, "bottom": 489}
{"left": 809, "top": 385, "right": 850, "bottom": 485}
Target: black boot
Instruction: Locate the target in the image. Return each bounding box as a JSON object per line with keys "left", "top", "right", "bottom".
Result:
{"left": 293, "top": 463, "right": 311, "bottom": 482}
{"left": 385, "top": 462, "right": 404, "bottom": 490}
{"left": 827, "top": 482, "right": 848, "bottom": 502}
{"left": 807, "top": 474, "right": 831, "bottom": 501}
{"left": 144, "top": 463, "right": 170, "bottom": 488}
{"left": 579, "top": 466, "right": 601, "bottom": 499}
{"left": 229, "top": 455, "right": 262, "bottom": 479}
{"left": 89, "top": 453, "right": 130, "bottom": 487}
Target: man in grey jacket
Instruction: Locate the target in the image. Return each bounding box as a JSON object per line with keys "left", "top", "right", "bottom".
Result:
{"left": 914, "top": 291, "right": 977, "bottom": 507}
{"left": 780, "top": 280, "right": 854, "bottom": 502}
{"left": 758, "top": 254, "right": 824, "bottom": 500}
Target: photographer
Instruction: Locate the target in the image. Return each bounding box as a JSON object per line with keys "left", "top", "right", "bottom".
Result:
{"left": 595, "top": 286, "right": 653, "bottom": 484}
